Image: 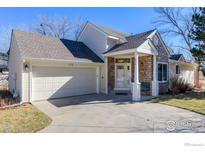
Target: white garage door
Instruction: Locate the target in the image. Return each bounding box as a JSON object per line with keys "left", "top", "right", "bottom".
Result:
{"left": 181, "top": 69, "right": 195, "bottom": 85}
{"left": 32, "top": 66, "right": 97, "bottom": 101}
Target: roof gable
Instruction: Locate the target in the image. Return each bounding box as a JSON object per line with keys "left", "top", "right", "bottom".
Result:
{"left": 169, "top": 54, "right": 185, "bottom": 61}
{"left": 78, "top": 22, "right": 127, "bottom": 42}
{"left": 147, "top": 30, "right": 171, "bottom": 56}
{"left": 137, "top": 39, "right": 158, "bottom": 55}
{"left": 104, "top": 29, "right": 155, "bottom": 54}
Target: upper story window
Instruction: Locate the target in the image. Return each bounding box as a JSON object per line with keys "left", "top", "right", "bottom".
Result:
{"left": 176, "top": 65, "right": 180, "bottom": 74}
{"left": 158, "top": 63, "right": 168, "bottom": 82}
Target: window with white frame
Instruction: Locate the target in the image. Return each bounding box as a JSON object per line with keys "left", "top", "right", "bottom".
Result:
{"left": 176, "top": 65, "right": 180, "bottom": 74}
{"left": 158, "top": 63, "right": 168, "bottom": 82}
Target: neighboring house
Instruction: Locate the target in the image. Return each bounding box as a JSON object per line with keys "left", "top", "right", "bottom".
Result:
{"left": 199, "top": 71, "right": 205, "bottom": 90}
{"left": 169, "top": 54, "right": 199, "bottom": 86}
{"left": 0, "top": 52, "right": 8, "bottom": 70}
{"left": 8, "top": 22, "right": 198, "bottom": 103}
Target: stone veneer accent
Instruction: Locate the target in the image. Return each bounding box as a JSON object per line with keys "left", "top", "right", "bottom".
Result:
{"left": 108, "top": 57, "right": 115, "bottom": 91}
{"left": 131, "top": 56, "right": 153, "bottom": 96}
{"left": 154, "top": 35, "right": 169, "bottom": 94}
{"left": 139, "top": 56, "right": 153, "bottom": 96}
{"left": 139, "top": 56, "right": 153, "bottom": 83}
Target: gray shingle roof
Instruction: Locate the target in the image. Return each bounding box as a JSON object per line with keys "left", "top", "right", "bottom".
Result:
{"left": 13, "top": 30, "right": 103, "bottom": 63}
{"left": 92, "top": 23, "right": 128, "bottom": 40}
{"left": 60, "top": 39, "right": 103, "bottom": 63}
{"left": 169, "top": 54, "right": 183, "bottom": 61}
{"left": 104, "top": 29, "right": 155, "bottom": 54}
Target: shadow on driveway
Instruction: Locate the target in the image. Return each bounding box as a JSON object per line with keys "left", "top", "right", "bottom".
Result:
{"left": 47, "top": 94, "right": 135, "bottom": 107}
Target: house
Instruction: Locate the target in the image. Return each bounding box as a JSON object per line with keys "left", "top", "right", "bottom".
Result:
{"left": 169, "top": 54, "right": 199, "bottom": 87}
{"left": 8, "top": 22, "right": 198, "bottom": 103}
{"left": 0, "top": 52, "right": 8, "bottom": 71}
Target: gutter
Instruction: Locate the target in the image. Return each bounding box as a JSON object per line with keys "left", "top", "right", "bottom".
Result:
{"left": 23, "top": 57, "right": 104, "bottom": 65}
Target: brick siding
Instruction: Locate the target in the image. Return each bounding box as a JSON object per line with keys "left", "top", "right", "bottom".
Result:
{"left": 108, "top": 57, "right": 115, "bottom": 91}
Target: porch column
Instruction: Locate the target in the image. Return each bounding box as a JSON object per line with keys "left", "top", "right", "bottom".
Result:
{"left": 132, "top": 52, "right": 141, "bottom": 101}
{"left": 152, "top": 55, "right": 159, "bottom": 96}
{"left": 105, "top": 57, "right": 108, "bottom": 94}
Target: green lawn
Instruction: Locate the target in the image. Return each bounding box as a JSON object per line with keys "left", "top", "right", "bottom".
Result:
{"left": 0, "top": 103, "right": 52, "bottom": 133}
{"left": 150, "top": 91, "right": 205, "bottom": 115}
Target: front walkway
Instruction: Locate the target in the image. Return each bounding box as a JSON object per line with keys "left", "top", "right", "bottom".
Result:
{"left": 33, "top": 94, "right": 205, "bottom": 133}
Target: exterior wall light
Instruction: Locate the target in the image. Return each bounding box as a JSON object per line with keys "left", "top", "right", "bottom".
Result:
{"left": 24, "top": 64, "right": 29, "bottom": 72}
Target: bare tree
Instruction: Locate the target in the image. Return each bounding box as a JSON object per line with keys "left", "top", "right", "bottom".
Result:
{"left": 153, "top": 7, "right": 198, "bottom": 52}
{"left": 0, "top": 24, "right": 29, "bottom": 52}
{"left": 73, "top": 17, "right": 86, "bottom": 40}
{"left": 34, "top": 15, "right": 73, "bottom": 39}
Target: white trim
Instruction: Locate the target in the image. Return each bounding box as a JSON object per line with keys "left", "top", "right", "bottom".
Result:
{"left": 114, "top": 87, "right": 130, "bottom": 91}
{"left": 179, "top": 55, "right": 186, "bottom": 62}
{"left": 156, "top": 32, "right": 171, "bottom": 56}
{"left": 136, "top": 39, "right": 158, "bottom": 55}
{"left": 20, "top": 60, "right": 24, "bottom": 104}
{"left": 104, "top": 38, "right": 159, "bottom": 57}
{"left": 134, "top": 52, "right": 140, "bottom": 83}
{"left": 108, "top": 35, "right": 120, "bottom": 40}
{"left": 114, "top": 59, "right": 131, "bottom": 90}
{"left": 147, "top": 39, "right": 159, "bottom": 55}
{"left": 29, "top": 64, "right": 32, "bottom": 102}
{"left": 112, "top": 55, "right": 134, "bottom": 58}
{"left": 132, "top": 82, "right": 141, "bottom": 101}
{"left": 23, "top": 57, "right": 104, "bottom": 65}
{"left": 169, "top": 59, "right": 198, "bottom": 66}
{"left": 147, "top": 30, "right": 171, "bottom": 56}
{"left": 147, "top": 30, "right": 157, "bottom": 39}
{"left": 96, "top": 66, "right": 100, "bottom": 94}
{"left": 105, "top": 57, "right": 108, "bottom": 94}
{"left": 77, "top": 22, "right": 107, "bottom": 41}
{"left": 104, "top": 49, "right": 135, "bottom": 56}
{"left": 157, "top": 62, "right": 168, "bottom": 83}
{"left": 152, "top": 55, "right": 159, "bottom": 96}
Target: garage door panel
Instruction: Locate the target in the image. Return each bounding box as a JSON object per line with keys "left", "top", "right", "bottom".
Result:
{"left": 32, "top": 66, "right": 96, "bottom": 101}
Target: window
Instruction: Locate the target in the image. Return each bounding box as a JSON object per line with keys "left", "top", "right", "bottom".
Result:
{"left": 176, "top": 65, "right": 180, "bottom": 74}
{"left": 158, "top": 63, "right": 168, "bottom": 82}
{"left": 116, "top": 58, "right": 130, "bottom": 63}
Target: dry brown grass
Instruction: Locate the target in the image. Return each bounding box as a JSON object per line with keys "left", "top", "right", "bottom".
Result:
{"left": 0, "top": 103, "right": 52, "bottom": 133}
{"left": 151, "top": 91, "right": 205, "bottom": 115}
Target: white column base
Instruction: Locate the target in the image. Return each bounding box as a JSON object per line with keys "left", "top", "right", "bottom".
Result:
{"left": 152, "top": 81, "right": 159, "bottom": 97}
{"left": 132, "top": 82, "right": 141, "bottom": 101}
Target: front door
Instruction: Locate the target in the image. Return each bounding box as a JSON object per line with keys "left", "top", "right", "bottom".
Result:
{"left": 115, "top": 63, "right": 131, "bottom": 90}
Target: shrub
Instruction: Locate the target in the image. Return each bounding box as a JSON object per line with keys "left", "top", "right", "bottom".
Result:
{"left": 170, "top": 76, "right": 193, "bottom": 95}
{"left": 201, "top": 68, "right": 205, "bottom": 77}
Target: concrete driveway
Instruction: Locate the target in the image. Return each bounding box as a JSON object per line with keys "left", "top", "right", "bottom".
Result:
{"left": 33, "top": 94, "right": 205, "bottom": 133}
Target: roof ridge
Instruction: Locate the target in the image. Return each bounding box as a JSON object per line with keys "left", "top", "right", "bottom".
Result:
{"left": 126, "top": 29, "right": 156, "bottom": 38}
{"left": 90, "top": 22, "right": 127, "bottom": 34}
{"left": 13, "top": 29, "right": 60, "bottom": 41}
{"left": 88, "top": 22, "right": 128, "bottom": 39}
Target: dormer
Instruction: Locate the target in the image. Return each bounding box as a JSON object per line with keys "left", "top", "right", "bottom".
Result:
{"left": 78, "top": 22, "right": 127, "bottom": 60}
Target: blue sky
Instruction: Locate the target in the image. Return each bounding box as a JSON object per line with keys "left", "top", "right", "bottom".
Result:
{"left": 0, "top": 7, "right": 193, "bottom": 59}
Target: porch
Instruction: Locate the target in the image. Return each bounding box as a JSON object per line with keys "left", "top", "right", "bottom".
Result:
{"left": 104, "top": 50, "right": 159, "bottom": 101}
